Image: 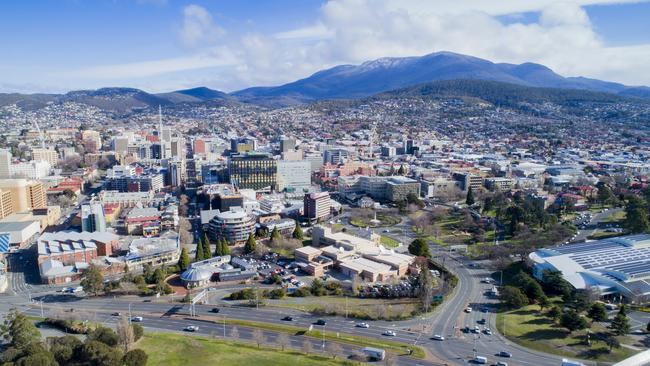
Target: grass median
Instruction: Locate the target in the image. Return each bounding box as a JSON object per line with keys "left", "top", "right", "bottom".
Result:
{"left": 193, "top": 317, "right": 425, "bottom": 359}
{"left": 136, "top": 332, "right": 355, "bottom": 366}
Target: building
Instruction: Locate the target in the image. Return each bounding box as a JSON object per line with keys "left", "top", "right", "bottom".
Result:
{"left": 0, "top": 190, "right": 14, "bottom": 220}
{"left": 420, "top": 176, "right": 461, "bottom": 200}
{"left": 125, "top": 207, "right": 161, "bottom": 235}
{"left": 112, "top": 136, "right": 130, "bottom": 156}
{"left": 37, "top": 231, "right": 119, "bottom": 284}
{"left": 99, "top": 190, "right": 155, "bottom": 208}
{"left": 179, "top": 255, "right": 256, "bottom": 288}
{"left": 0, "top": 149, "right": 11, "bottom": 178}
{"left": 208, "top": 208, "right": 255, "bottom": 244}
{"left": 452, "top": 172, "right": 484, "bottom": 192}
{"left": 304, "top": 192, "right": 331, "bottom": 222}
{"left": 10, "top": 160, "right": 51, "bottom": 180}
{"left": 228, "top": 153, "right": 277, "bottom": 191}
{"left": 230, "top": 137, "right": 256, "bottom": 153}
{"left": 485, "top": 177, "right": 514, "bottom": 191}
{"left": 0, "top": 179, "right": 46, "bottom": 212}
{"left": 304, "top": 152, "right": 324, "bottom": 172}
{"left": 193, "top": 138, "right": 207, "bottom": 154}
{"left": 277, "top": 160, "right": 311, "bottom": 192}
{"left": 125, "top": 231, "right": 180, "bottom": 270}
{"left": 259, "top": 218, "right": 296, "bottom": 237}
{"left": 324, "top": 148, "right": 350, "bottom": 165}
{"left": 0, "top": 221, "right": 40, "bottom": 248}
{"left": 529, "top": 234, "right": 650, "bottom": 302}
{"left": 81, "top": 130, "right": 102, "bottom": 150}
{"left": 338, "top": 175, "right": 420, "bottom": 203}
{"left": 32, "top": 148, "right": 58, "bottom": 166}
{"left": 202, "top": 184, "right": 244, "bottom": 212}
{"left": 201, "top": 162, "right": 227, "bottom": 184}
{"left": 105, "top": 166, "right": 164, "bottom": 193}
{"left": 81, "top": 203, "right": 106, "bottom": 233}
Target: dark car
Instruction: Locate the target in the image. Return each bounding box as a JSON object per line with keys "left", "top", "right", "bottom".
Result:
{"left": 477, "top": 318, "right": 486, "bottom": 324}
{"left": 315, "top": 319, "right": 327, "bottom": 326}
{"left": 210, "top": 308, "right": 220, "bottom": 313}
{"left": 282, "top": 316, "right": 294, "bottom": 321}
{"left": 499, "top": 351, "right": 512, "bottom": 358}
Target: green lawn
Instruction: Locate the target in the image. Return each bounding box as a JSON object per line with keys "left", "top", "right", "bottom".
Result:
{"left": 587, "top": 230, "right": 627, "bottom": 240}
{"left": 380, "top": 235, "right": 400, "bottom": 248}
{"left": 137, "top": 333, "right": 354, "bottom": 366}
{"left": 496, "top": 304, "right": 635, "bottom": 363}
{"left": 349, "top": 214, "right": 401, "bottom": 228}
{"left": 601, "top": 210, "right": 626, "bottom": 223}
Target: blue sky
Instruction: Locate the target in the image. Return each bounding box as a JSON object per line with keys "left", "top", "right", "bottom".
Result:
{"left": 1, "top": 0, "right": 650, "bottom": 93}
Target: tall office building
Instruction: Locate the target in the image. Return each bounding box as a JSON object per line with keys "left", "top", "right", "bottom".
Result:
{"left": 171, "top": 137, "right": 185, "bottom": 159}
{"left": 0, "top": 190, "right": 14, "bottom": 219}
{"left": 112, "top": 136, "right": 130, "bottom": 156}
{"left": 0, "top": 179, "right": 46, "bottom": 212}
{"left": 277, "top": 160, "right": 311, "bottom": 192}
{"left": 280, "top": 137, "right": 296, "bottom": 153}
{"left": 228, "top": 153, "right": 277, "bottom": 191}
{"left": 32, "top": 148, "right": 58, "bottom": 166}
{"left": 193, "top": 138, "right": 206, "bottom": 154}
{"left": 81, "top": 203, "right": 107, "bottom": 233}
{"left": 324, "top": 148, "right": 350, "bottom": 165}
{"left": 0, "top": 150, "right": 11, "bottom": 179}
{"left": 304, "top": 192, "right": 331, "bottom": 222}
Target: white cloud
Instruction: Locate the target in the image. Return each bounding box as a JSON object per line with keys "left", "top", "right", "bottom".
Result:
{"left": 179, "top": 4, "right": 224, "bottom": 47}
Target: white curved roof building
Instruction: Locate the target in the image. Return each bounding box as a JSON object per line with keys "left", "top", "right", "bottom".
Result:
{"left": 530, "top": 234, "right": 650, "bottom": 301}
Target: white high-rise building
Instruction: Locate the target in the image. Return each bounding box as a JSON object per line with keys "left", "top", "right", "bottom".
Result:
{"left": 32, "top": 148, "right": 58, "bottom": 166}
{"left": 277, "top": 160, "right": 311, "bottom": 192}
{"left": 0, "top": 149, "right": 11, "bottom": 179}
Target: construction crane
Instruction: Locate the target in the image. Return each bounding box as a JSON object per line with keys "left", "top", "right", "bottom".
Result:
{"left": 32, "top": 118, "right": 45, "bottom": 149}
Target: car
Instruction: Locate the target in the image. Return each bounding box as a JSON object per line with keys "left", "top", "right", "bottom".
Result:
{"left": 184, "top": 325, "right": 199, "bottom": 332}
{"left": 210, "top": 308, "right": 220, "bottom": 313}
{"left": 431, "top": 334, "right": 445, "bottom": 341}
{"left": 481, "top": 306, "right": 489, "bottom": 313}
{"left": 130, "top": 316, "right": 143, "bottom": 322}
{"left": 356, "top": 322, "right": 370, "bottom": 328}
{"left": 111, "top": 312, "right": 122, "bottom": 316}
{"left": 282, "top": 316, "right": 294, "bottom": 321}
{"left": 382, "top": 330, "right": 396, "bottom": 337}
{"left": 498, "top": 351, "right": 512, "bottom": 358}
{"left": 464, "top": 307, "right": 473, "bottom": 313}
{"left": 495, "top": 362, "right": 508, "bottom": 366}
{"left": 484, "top": 328, "right": 492, "bottom": 335}
{"left": 472, "top": 326, "right": 480, "bottom": 333}
{"left": 315, "top": 319, "right": 327, "bottom": 326}
{"left": 477, "top": 318, "right": 486, "bottom": 324}
{"left": 473, "top": 355, "right": 487, "bottom": 364}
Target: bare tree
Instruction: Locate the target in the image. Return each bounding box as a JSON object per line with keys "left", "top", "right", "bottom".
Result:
{"left": 301, "top": 339, "right": 313, "bottom": 355}
{"left": 384, "top": 353, "right": 398, "bottom": 366}
{"left": 178, "top": 217, "right": 193, "bottom": 245}
{"left": 252, "top": 329, "right": 264, "bottom": 348}
{"left": 116, "top": 315, "right": 134, "bottom": 353}
{"left": 276, "top": 332, "right": 290, "bottom": 351}
{"left": 326, "top": 342, "right": 343, "bottom": 359}
{"left": 229, "top": 326, "right": 239, "bottom": 339}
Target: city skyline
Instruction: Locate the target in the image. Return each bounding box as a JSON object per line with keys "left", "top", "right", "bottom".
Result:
{"left": 2, "top": 0, "right": 650, "bottom": 93}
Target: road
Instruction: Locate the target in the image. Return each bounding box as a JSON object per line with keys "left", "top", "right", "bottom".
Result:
{"left": 572, "top": 208, "right": 623, "bottom": 242}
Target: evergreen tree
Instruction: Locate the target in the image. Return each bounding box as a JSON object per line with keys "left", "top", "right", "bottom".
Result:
{"left": 221, "top": 238, "right": 231, "bottom": 255}
{"left": 560, "top": 310, "right": 588, "bottom": 332}
{"left": 293, "top": 221, "right": 304, "bottom": 240}
{"left": 178, "top": 247, "right": 190, "bottom": 271}
{"left": 624, "top": 196, "right": 650, "bottom": 233}
{"left": 587, "top": 302, "right": 608, "bottom": 323}
{"left": 244, "top": 233, "right": 257, "bottom": 254}
{"left": 202, "top": 233, "right": 212, "bottom": 259}
{"left": 610, "top": 313, "right": 630, "bottom": 335}
{"left": 397, "top": 165, "right": 405, "bottom": 175}
{"left": 195, "top": 237, "right": 205, "bottom": 262}
{"left": 466, "top": 186, "right": 475, "bottom": 206}
{"left": 270, "top": 227, "right": 281, "bottom": 241}
{"left": 80, "top": 264, "right": 104, "bottom": 296}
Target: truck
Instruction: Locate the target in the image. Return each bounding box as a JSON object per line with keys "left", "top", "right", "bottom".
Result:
{"left": 361, "top": 347, "right": 385, "bottom": 361}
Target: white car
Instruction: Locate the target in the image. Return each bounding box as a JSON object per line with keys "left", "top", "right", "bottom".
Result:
{"left": 431, "top": 334, "right": 445, "bottom": 341}
{"left": 464, "top": 307, "right": 473, "bottom": 313}
{"left": 356, "top": 322, "right": 370, "bottom": 328}
{"left": 130, "top": 316, "right": 143, "bottom": 322}
{"left": 382, "top": 330, "right": 396, "bottom": 337}
{"left": 184, "top": 325, "right": 199, "bottom": 332}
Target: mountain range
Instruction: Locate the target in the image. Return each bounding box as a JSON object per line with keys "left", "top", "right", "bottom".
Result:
{"left": 2, "top": 51, "right": 649, "bottom": 111}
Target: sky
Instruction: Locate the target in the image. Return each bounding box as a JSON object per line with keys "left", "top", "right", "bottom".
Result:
{"left": 1, "top": 0, "right": 650, "bottom": 94}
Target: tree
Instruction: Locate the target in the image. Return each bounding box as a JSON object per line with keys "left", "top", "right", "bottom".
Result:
{"left": 538, "top": 296, "right": 551, "bottom": 312}
{"left": 152, "top": 268, "right": 165, "bottom": 285}
{"left": 466, "top": 186, "right": 475, "bottom": 206}
{"left": 178, "top": 248, "right": 190, "bottom": 271}
{"left": 49, "top": 336, "right": 82, "bottom": 365}
{"left": 1, "top": 309, "right": 40, "bottom": 351}
{"left": 132, "top": 324, "right": 144, "bottom": 341}
{"left": 80, "top": 264, "right": 104, "bottom": 296}
{"left": 116, "top": 316, "right": 134, "bottom": 353}
{"left": 252, "top": 329, "right": 264, "bottom": 348}
{"left": 270, "top": 227, "right": 281, "bottom": 241}
{"left": 202, "top": 233, "right": 212, "bottom": 259}
{"left": 326, "top": 342, "right": 343, "bottom": 359}
{"left": 560, "top": 310, "right": 588, "bottom": 332}
{"left": 417, "top": 266, "right": 434, "bottom": 312}
{"left": 610, "top": 313, "right": 630, "bottom": 336}
{"left": 276, "top": 332, "right": 290, "bottom": 351}
{"left": 408, "top": 238, "right": 431, "bottom": 258}
{"left": 587, "top": 303, "right": 608, "bottom": 323}
{"left": 123, "top": 349, "right": 148, "bottom": 366}
{"left": 301, "top": 339, "right": 313, "bottom": 355}
{"left": 244, "top": 233, "right": 257, "bottom": 254}
{"left": 624, "top": 196, "right": 650, "bottom": 233}
{"left": 195, "top": 237, "right": 205, "bottom": 262}
{"left": 596, "top": 182, "right": 614, "bottom": 206}
{"left": 500, "top": 286, "right": 529, "bottom": 309}
{"left": 541, "top": 270, "right": 572, "bottom": 298}
{"left": 603, "top": 334, "right": 621, "bottom": 353}
{"left": 293, "top": 222, "right": 304, "bottom": 240}
{"left": 547, "top": 305, "right": 562, "bottom": 322}
{"left": 397, "top": 164, "right": 405, "bottom": 175}
{"left": 78, "top": 340, "right": 123, "bottom": 366}
{"left": 88, "top": 326, "right": 119, "bottom": 347}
